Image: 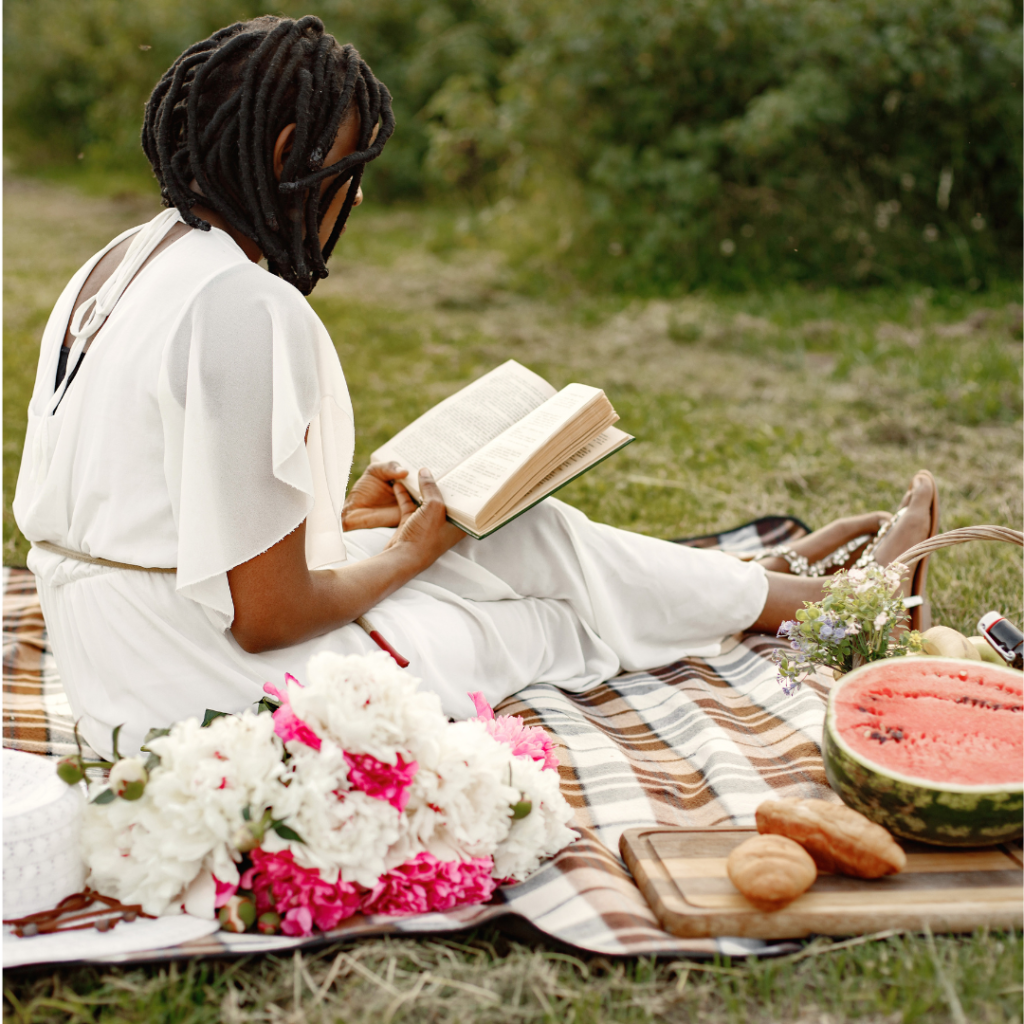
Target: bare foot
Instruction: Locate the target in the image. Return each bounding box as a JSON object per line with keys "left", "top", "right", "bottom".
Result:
{"left": 871, "top": 471, "right": 936, "bottom": 567}
{"left": 751, "top": 471, "right": 938, "bottom": 633}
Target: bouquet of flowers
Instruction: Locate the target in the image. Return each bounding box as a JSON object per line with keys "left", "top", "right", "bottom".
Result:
{"left": 66, "top": 652, "right": 576, "bottom": 937}
{"left": 775, "top": 563, "right": 923, "bottom": 695}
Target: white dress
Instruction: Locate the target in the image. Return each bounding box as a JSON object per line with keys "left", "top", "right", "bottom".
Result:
{"left": 14, "top": 212, "right": 768, "bottom": 758}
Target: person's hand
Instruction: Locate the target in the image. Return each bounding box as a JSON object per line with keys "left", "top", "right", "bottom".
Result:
{"left": 385, "top": 469, "right": 465, "bottom": 570}
{"left": 342, "top": 462, "right": 409, "bottom": 531}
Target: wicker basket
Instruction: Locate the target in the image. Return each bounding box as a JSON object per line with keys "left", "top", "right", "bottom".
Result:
{"left": 892, "top": 525, "right": 1024, "bottom": 568}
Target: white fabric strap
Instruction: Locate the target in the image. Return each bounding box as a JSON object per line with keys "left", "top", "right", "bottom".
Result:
{"left": 46, "top": 208, "right": 182, "bottom": 417}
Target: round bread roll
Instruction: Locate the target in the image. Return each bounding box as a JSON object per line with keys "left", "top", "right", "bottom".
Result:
{"left": 725, "top": 833, "right": 817, "bottom": 912}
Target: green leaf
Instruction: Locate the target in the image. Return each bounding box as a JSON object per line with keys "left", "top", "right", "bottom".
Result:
{"left": 255, "top": 696, "right": 280, "bottom": 715}
{"left": 270, "top": 820, "right": 305, "bottom": 844}
{"left": 91, "top": 788, "right": 116, "bottom": 805}
{"left": 141, "top": 727, "right": 170, "bottom": 750}
{"left": 241, "top": 804, "right": 251, "bottom": 822}
{"left": 143, "top": 752, "right": 161, "bottom": 773}
{"left": 202, "top": 709, "right": 231, "bottom": 728}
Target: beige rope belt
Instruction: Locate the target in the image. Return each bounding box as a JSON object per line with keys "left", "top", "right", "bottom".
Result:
{"left": 31, "top": 542, "right": 411, "bottom": 667}
{"left": 32, "top": 540, "right": 176, "bottom": 574}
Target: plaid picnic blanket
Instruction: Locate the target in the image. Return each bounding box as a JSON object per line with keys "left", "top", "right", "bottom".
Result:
{"left": 3, "top": 515, "right": 838, "bottom": 964}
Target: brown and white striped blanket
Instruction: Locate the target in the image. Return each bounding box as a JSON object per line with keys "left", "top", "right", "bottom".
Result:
{"left": 3, "top": 516, "right": 837, "bottom": 964}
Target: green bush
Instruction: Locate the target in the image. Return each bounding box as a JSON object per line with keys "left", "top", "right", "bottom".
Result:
{"left": 1, "top": 0, "right": 511, "bottom": 201}
{"left": 440, "top": 0, "right": 1022, "bottom": 291}
{"left": 4, "top": 0, "right": 1021, "bottom": 291}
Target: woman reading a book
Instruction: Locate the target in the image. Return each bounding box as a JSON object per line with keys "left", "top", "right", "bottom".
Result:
{"left": 13, "top": 17, "right": 937, "bottom": 757}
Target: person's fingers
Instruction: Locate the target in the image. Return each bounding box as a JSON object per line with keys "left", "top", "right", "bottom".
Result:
{"left": 367, "top": 461, "right": 408, "bottom": 482}
{"left": 418, "top": 469, "right": 445, "bottom": 508}
{"left": 393, "top": 480, "right": 418, "bottom": 519}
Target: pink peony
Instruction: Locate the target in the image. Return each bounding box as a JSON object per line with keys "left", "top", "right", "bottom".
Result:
{"left": 468, "top": 692, "right": 559, "bottom": 770}
{"left": 264, "top": 675, "right": 322, "bottom": 751}
{"left": 281, "top": 906, "right": 314, "bottom": 937}
{"left": 213, "top": 876, "right": 238, "bottom": 909}
{"left": 241, "top": 849, "right": 362, "bottom": 933}
{"left": 343, "top": 751, "right": 418, "bottom": 811}
{"left": 361, "top": 852, "right": 498, "bottom": 917}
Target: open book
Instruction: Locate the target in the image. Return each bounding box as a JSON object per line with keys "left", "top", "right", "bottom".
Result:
{"left": 371, "top": 360, "right": 633, "bottom": 539}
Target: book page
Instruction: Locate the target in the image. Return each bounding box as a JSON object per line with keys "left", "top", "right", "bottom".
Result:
{"left": 371, "top": 360, "right": 556, "bottom": 482}
{"left": 485, "top": 427, "right": 632, "bottom": 528}
{"left": 438, "top": 384, "right": 606, "bottom": 520}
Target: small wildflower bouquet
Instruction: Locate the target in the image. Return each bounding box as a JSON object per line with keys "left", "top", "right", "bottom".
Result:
{"left": 62, "top": 652, "right": 576, "bottom": 937}
{"left": 775, "top": 563, "right": 923, "bottom": 695}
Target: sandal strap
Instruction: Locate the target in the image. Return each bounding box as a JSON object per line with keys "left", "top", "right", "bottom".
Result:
{"left": 756, "top": 531, "right": 875, "bottom": 578}
{"left": 755, "top": 545, "right": 810, "bottom": 575}
{"left": 805, "top": 532, "right": 873, "bottom": 577}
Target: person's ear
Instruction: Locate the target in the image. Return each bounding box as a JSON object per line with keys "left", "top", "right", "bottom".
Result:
{"left": 272, "top": 123, "right": 297, "bottom": 182}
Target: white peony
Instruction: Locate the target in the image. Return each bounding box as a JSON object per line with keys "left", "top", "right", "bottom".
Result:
{"left": 82, "top": 711, "right": 295, "bottom": 916}
{"left": 291, "top": 651, "right": 448, "bottom": 764}
{"left": 403, "top": 720, "right": 520, "bottom": 861}
{"left": 82, "top": 652, "right": 579, "bottom": 919}
{"left": 493, "top": 755, "right": 578, "bottom": 881}
{"left": 281, "top": 737, "right": 403, "bottom": 887}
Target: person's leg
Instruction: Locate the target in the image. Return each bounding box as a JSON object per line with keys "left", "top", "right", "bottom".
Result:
{"left": 754, "top": 511, "right": 890, "bottom": 574}
{"left": 445, "top": 498, "right": 770, "bottom": 670}
{"left": 750, "top": 471, "right": 937, "bottom": 632}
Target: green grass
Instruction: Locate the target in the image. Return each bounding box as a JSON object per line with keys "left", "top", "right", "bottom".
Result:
{"left": 4, "top": 928, "right": 1022, "bottom": 1023}
{"left": 2, "top": 178, "right": 1022, "bottom": 1021}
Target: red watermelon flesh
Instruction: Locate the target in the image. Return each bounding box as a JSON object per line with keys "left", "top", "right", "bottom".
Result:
{"left": 833, "top": 660, "right": 1023, "bottom": 787}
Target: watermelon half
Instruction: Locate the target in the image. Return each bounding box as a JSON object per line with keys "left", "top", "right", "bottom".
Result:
{"left": 823, "top": 657, "right": 1023, "bottom": 846}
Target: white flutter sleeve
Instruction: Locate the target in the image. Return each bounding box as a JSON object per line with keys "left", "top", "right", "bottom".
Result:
{"left": 158, "top": 263, "right": 355, "bottom": 629}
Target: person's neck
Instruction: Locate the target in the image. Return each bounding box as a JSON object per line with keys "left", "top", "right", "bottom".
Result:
{"left": 190, "top": 202, "right": 263, "bottom": 264}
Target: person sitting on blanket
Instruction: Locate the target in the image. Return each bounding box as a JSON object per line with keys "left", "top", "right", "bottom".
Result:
{"left": 12, "top": 16, "right": 938, "bottom": 759}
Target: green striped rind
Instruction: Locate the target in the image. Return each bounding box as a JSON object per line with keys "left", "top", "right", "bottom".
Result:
{"left": 823, "top": 658, "right": 1024, "bottom": 847}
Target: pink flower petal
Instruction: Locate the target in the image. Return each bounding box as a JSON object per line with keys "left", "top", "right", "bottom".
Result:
{"left": 361, "top": 852, "right": 497, "bottom": 917}
{"left": 468, "top": 692, "right": 495, "bottom": 720}
{"left": 263, "top": 679, "right": 321, "bottom": 751}
{"left": 213, "top": 876, "right": 238, "bottom": 909}
{"left": 344, "top": 751, "right": 418, "bottom": 811}
{"left": 281, "top": 906, "right": 314, "bottom": 937}
{"left": 469, "top": 696, "right": 559, "bottom": 770}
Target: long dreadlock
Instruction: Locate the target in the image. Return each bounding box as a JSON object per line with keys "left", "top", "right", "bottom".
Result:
{"left": 142, "top": 15, "right": 394, "bottom": 295}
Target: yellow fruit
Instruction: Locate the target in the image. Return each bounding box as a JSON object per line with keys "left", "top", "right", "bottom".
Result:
{"left": 969, "top": 636, "right": 1004, "bottom": 665}
{"left": 920, "top": 626, "right": 980, "bottom": 661}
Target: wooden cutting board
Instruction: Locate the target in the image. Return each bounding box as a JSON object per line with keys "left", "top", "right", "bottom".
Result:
{"left": 620, "top": 826, "right": 1024, "bottom": 939}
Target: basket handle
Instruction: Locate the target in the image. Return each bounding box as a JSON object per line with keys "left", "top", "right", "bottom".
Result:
{"left": 891, "top": 525, "right": 1024, "bottom": 568}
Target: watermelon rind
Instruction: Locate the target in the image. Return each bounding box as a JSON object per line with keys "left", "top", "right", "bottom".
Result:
{"left": 823, "top": 657, "right": 1024, "bottom": 847}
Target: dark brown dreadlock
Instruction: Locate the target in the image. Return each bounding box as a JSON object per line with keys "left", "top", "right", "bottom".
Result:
{"left": 142, "top": 15, "right": 394, "bottom": 295}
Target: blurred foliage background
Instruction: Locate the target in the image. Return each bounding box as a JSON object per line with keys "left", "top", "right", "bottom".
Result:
{"left": 4, "top": 0, "right": 1022, "bottom": 294}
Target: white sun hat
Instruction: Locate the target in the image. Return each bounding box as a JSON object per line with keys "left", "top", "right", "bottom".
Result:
{"left": 3, "top": 748, "right": 86, "bottom": 920}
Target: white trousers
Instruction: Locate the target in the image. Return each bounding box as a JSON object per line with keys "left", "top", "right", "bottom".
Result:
{"left": 33, "top": 498, "right": 767, "bottom": 757}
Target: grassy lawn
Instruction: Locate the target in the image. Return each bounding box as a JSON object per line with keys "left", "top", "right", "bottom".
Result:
{"left": 3, "top": 177, "right": 1022, "bottom": 1022}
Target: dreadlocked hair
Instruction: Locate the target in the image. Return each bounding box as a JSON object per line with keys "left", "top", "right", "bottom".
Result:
{"left": 142, "top": 15, "right": 394, "bottom": 295}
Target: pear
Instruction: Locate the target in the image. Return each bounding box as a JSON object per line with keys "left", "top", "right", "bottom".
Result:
{"left": 969, "top": 635, "right": 1005, "bottom": 665}
{"left": 920, "top": 625, "right": 980, "bottom": 661}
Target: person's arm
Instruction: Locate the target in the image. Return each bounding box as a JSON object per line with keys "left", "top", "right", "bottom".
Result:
{"left": 227, "top": 469, "right": 463, "bottom": 654}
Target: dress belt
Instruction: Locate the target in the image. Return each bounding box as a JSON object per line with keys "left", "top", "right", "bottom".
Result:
{"left": 32, "top": 540, "right": 176, "bottom": 574}
{"left": 30, "top": 540, "right": 411, "bottom": 667}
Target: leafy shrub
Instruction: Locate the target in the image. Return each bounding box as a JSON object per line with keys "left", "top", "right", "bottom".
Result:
{"left": 4, "top": 0, "right": 1020, "bottom": 291}
{"left": 439, "top": 0, "right": 1022, "bottom": 291}
{"left": 1, "top": 0, "right": 511, "bottom": 201}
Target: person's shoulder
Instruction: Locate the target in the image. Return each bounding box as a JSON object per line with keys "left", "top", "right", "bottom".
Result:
{"left": 185, "top": 243, "right": 310, "bottom": 313}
